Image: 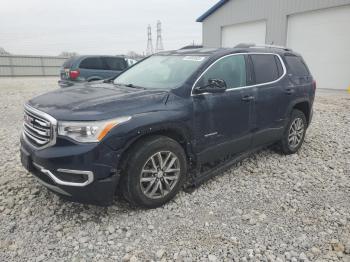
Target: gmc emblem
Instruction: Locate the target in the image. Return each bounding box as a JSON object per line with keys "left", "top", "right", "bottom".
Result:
{"left": 24, "top": 114, "right": 34, "bottom": 126}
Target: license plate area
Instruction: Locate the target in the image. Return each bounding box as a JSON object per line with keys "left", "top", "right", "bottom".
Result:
{"left": 64, "top": 69, "right": 70, "bottom": 79}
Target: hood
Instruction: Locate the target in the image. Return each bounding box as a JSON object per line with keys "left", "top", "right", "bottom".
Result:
{"left": 28, "top": 82, "right": 169, "bottom": 121}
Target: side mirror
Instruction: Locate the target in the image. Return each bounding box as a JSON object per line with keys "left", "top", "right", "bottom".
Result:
{"left": 194, "top": 79, "right": 227, "bottom": 94}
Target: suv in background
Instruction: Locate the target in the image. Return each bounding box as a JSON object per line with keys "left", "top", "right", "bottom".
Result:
{"left": 58, "top": 55, "right": 131, "bottom": 87}
{"left": 21, "top": 45, "right": 315, "bottom": 208}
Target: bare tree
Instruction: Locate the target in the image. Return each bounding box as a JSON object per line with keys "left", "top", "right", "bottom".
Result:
{"left": 126, "top": 51, "right": 145, "bottom": 60}
{"left": 59, "top": 51, "right": 78, "bottom": 57}
{"left": 0, "top": 47, "right": 10, "bottom": 55}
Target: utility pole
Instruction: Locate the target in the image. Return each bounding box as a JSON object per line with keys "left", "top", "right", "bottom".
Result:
{"left": 146, "top": 25, "right": 154, "bottom": 56}
{"left": 155, "top": 20, "right": 164, "bottom": 53}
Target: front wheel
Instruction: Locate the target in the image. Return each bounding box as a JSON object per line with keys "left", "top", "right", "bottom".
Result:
{"left": 279, "top": 109, "right": 307, "bottom": 154}
{"left": 121, "top": 136, "right": 187, "bottom": 208}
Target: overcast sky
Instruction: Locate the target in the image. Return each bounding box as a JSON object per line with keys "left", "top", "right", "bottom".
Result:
{"left": 0, "top": 0, "right": 218, "bottom": 56}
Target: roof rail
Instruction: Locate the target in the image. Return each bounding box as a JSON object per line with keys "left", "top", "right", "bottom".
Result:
{"left": 234, "top": 43, "right": 292, "bottom": 51}
{"left": 234, "top": 43, "right": 255, "bottom": 48}
{"left": 255, "top": 44, "right": 292, "bottom": 51}
{"left": 180, "top": 45, "right": 203, "bottom": 50}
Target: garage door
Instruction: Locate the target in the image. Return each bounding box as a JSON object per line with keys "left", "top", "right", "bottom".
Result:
{"left": 221, "top": 20, "right": 266, "bottom": 48}
{"left": 287, "top": 5, "right": 350, "bottom": 90}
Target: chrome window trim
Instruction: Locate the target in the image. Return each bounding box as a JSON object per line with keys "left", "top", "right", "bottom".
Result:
{"left": 23, "top": 104, "right": 57, "bottom": 150}
{"left": 191, "top": 52, "right": 287, "bottom": 96}
{"left": 32, "top": 163, "right": 94, "bottom": 187}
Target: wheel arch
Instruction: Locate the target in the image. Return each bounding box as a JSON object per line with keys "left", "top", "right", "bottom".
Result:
{"left": 287, "top": 99, "right": 311, "bottom": 126}
{"left": 293, "top": 101, "right": 310, "bottom": 126}
{"left": 117, "top": 126, "right": 194, "bottom": 173}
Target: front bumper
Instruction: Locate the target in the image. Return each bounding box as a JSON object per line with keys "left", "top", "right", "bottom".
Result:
{"left": 20, "top": 135, "right": 121, "bottom": 205}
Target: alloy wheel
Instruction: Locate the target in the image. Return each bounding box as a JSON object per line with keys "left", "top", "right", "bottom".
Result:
{"left": 140, "top": 151, "right": 180, "bottom": 199}
{"left": 288, "top": 118, "right": 304, "bottom": 149}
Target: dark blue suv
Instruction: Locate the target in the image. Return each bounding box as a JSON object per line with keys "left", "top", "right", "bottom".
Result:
{"left": 58, "top": 55, "right": 131, "bottom": 87}
{"left": 20, "top": 45, "right": 315, "bottom": 208}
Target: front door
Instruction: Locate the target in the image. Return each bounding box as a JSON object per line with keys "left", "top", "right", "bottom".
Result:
{"left": 192, "top": 54, "right": 254, "bottom": 164}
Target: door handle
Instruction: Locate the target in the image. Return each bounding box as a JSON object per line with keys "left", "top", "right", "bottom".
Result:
{"left": 284, "top": 88, "right": 295, "bottom": 95}
{"left": 241, "top": 95, "right": 255, "bottom": 102}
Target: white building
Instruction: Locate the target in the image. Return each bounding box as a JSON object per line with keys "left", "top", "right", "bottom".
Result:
{"left": 197, "top": 0, "right": 350, "bottom": 90}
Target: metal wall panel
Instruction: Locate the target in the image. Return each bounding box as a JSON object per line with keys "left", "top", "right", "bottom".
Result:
{"left": 0, "top": 66, "right": 12, "bottom": 76}
{"left": 0, "top": 55, "right": 67, "bottom": 76}
{"left": 13, "top": 66, "right": 43, "bottom": 76}
{"left": 42, "top": 57, "right": 67, "bottom": 67}
{"left": 11, "top": 57, "right": 42, "bottom": 66}
{"left": 0, "top": 56, "right": 11, "bottom": 66}
{"left": 221, "top": 20, "right": 267, "bottom": 47}
{"left": 202, "top": 0, "right": 350, "bottom": 47}
{"left": 43, "top": 67, "right": 60, "bottom": 76}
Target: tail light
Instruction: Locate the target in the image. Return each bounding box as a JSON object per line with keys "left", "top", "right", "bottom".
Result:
{"left": 312, "top": 80, "right": 316, "bottom": 91}
{"left": 69, "top": 70, "right": 80, "bottom": 80}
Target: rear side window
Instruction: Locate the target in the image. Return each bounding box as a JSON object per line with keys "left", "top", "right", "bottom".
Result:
{"left": 274, "top": 56, "right": 283, "bottom": 77}
{"left": 103, "top": 57, "right": 127, "bottom": 71}
{"left": 79, "top": 57, "right": 104, "bottom": 70}
{"left": 285, "top": 55, "right": 310, "bottom": 76}
{"left": 250, "top": 54, "right": 282, "bottom": 84}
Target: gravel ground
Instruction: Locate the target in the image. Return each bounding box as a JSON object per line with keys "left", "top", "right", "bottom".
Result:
{"left": 0, "top": 77, "right": 349, "bottom": 262}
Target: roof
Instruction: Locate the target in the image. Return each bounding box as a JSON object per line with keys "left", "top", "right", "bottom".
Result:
{"left": 196, "top": 0, "right": 229, "bottom": 22}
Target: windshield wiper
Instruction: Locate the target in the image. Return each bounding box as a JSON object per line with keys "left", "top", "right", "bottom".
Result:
{"left": 125, "top": 83, "right": 137, "bottom": 88}
{"left": 118, "top": 83, "right": 145, "bottom": 89}
{"left": 103, "top": 74, "right": 120, "bottom": 83}
{"left": 103, "top": 78, "right": 114, "bottom": 83}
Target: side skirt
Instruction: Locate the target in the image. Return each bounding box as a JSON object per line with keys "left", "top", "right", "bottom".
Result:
{"left": 183, "top": 144, "right": 273, "bottom": 192}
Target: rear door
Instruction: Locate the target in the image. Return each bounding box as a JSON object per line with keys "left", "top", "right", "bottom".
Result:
{"left": 249, "top": 53, "right": 289, "bottom": 147}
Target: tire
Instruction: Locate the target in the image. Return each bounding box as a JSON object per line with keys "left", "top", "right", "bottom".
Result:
{"left": 121, "top": 136, "right": 187, "bottom": 208}
{"left": 279, "top": 109, "right": 307, "bottom": 155}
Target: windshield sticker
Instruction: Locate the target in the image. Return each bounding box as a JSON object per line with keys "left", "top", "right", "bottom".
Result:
{"left": 183, "top": 56, "right": 205, "bottom": 62}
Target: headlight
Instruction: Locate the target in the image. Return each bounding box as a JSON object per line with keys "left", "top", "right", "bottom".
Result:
{"left": 58, "top": 116, "right": 131, "bottom": 143}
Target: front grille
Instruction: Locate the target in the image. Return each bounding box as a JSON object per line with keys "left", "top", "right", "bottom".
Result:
{"left": 23, "top": 105, "right": 57, "bottom": 149}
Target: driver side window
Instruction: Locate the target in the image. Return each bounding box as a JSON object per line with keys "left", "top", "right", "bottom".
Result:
{"left": 197, "top": 55, "right": 246, "bottom": 89}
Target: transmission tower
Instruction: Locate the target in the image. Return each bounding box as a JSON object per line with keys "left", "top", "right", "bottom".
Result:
{"left": 155, "top": 20, "right": 164, "bottom": 53}
{"left": 146, "top": 25, "right": 154, "bottom": 56}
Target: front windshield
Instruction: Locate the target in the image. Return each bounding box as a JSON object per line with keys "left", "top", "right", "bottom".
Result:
{"left": 114, "top": 55, "right": 208, "bottom": 89}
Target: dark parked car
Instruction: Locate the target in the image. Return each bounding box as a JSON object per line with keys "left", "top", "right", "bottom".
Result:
{"left": 21, "top": 45, "right": 315, "bottom": 208}
{"left": 58, "top": 55, "right": 132, "bottom": 87}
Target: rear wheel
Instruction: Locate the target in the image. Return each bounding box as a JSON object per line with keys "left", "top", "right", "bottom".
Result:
{"left": 121, "top": 136, "right": 187, "bottom": 208}
{"left": 279, "top": 109, "right": 307, "bottom": 154}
